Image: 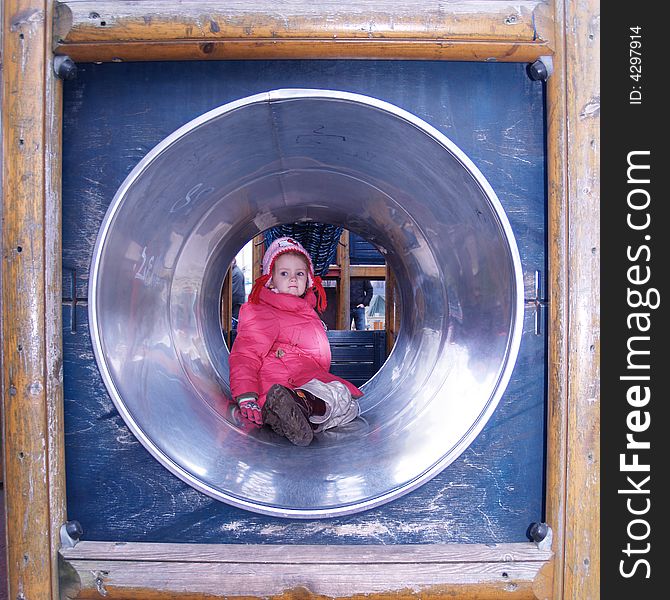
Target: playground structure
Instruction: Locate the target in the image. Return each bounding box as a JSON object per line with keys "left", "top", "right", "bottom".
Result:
{"left": 87, "top": 89, "right": 524, "bottom": 517}
{"left": 1, "top": 1, "right": 599, "bottom": 599}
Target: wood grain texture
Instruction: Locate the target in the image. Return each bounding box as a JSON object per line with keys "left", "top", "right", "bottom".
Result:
{"left": 349, "top": 265, "right": 385, "bottom": 279}
{"left": 55, "top": 0, "right": 544, "bottom": 42}
{"left": 385, "top": 264, "right": 398, "bottom": 356}
{"left": 53, "top": 0, "right": 554, "bottom": 64}
{"left": 545, "top": 0, "right": 600, "bottom": 597}
{"left": 335, "top": 230, "right": 350, "bottom": 330}
{"left": 60, "top": 541, "right": 552, "bottom": 599}
{"left": 45, "top": 3, "right": 69, "bottom": 600}
{"left": 52, "top": 39, "right": 555, "bottom": 64}
{"left": 562, "top": 0, "right": 600, "bottom": 597}
{"left": 0, "top": 0, "right": 597, "bottom": 597}
{"left": 252, "top": 234, "right": 264, "bottom": 282}
{"left": 544, "top": 1, "right": 569, "bottom": 597}
{"left": 1, "top": 1, "right": 60, "bottom": 599}
{"left": 61, "top": 540, "right": 553, "bottom": 562}
{"left": 64, "top": 561, "right": 548, "bottom": 599}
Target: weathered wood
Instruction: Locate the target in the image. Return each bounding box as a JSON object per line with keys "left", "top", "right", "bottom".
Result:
{"left": 61, "top": 540, "right": 553, "bottom": 563}
{"left": 65, "top": 561, "right": 548, "bottom": 599}
{"left": 544, "top": 3, "right": 569, "bottom": 597}
{"left": 252, "top": 234, "right": 264, "bottom": 282}
{"left": 1, "top": 1, "right": 60, "bottom": 599}
{"left": 45, "top": 1, "right": 68, "bottom": 599}
{"left": 60, "top": 541, "right": 552, "bottom": 599}
{"left": 335, "top": 230, "right": 350, "bottom": 330}
{"left": 0, "top": 0, "right": 601, "bottom": 597}
{"left": 53, "top": 0, "right": 555, "bottom": 62}
{"left": 561, "top": 0, "right": 600, "bottom": 598}
{"left": 50, "top": 39, "right": 555, "bottom": 64}
{"left": 349, "top": 265, "right": 386, "bottom": 279}
{"left": 325, "top": 265, "right": 386, "bottom": 279}
{"left": 545, "top": 1, "right": 600, "bottom": 598}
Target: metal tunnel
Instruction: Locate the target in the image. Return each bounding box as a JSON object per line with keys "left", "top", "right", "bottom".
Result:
{"left": 89, "top": 89, "right": 524, "bottom": 518}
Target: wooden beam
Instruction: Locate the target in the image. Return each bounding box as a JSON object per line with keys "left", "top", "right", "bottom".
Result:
{"left": 2, "top": 0, "right": 64, "bottom": 599}
{"left": 385, "top": 264, "right": 399, "bottom": 355}
{"left": 60, "top": 541, "right": 554, "bottom": 599}
{"left": 252, "top": 234, "right": 264, "bottom": 282}
{"left": 324, "top": 265, "right": 386, "bottom": 279}
{"left": 545, "top": 1, "right": 600, "bottom": 598}
{"left": 350, "top": 265, "right": 386, "bottom": 279}
{"left": 335, "top": 230, "right": 350, "bottom": 330}
{"left": 561, "top": 0, "right": 600, "bottom": 597}
{"left": 544, "top": 1, "right": 569, "bottom": 597}
{"left": 0, "top": 1, "right": 596, "bottom": 598}
{"left": 52, "top": 0, "right": 555, "bottom": 63}
{"left": 44, "top": 1, "right": 68, "bottom": 598}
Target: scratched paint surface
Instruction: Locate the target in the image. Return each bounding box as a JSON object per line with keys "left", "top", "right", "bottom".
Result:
{"left": 62, "top": 60, "right": 546, "bottom": 544}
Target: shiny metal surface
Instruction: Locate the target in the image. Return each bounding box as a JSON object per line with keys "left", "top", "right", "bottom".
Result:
{"left": 89, "top": 89, "right": 524, "bottom": 518}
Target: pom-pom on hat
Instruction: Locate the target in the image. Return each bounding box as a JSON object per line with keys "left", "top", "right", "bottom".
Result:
{"left": 248, "top": 236, "right": 327, "bottom": 312}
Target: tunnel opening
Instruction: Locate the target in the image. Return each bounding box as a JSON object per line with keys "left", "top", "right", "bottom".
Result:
{"left": 220, "top": 226, "right": 399, "bottom": 390}
{"left": 89, "top": 89, "right": 524, "bottom": 517}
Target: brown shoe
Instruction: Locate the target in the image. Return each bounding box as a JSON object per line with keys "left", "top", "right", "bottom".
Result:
{"left": 262, "top": 385, "right": 314, "bottom": 446}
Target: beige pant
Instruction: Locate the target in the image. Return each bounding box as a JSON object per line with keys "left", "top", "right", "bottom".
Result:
{"left": 298, "top": 379, "right": 360, "bottom": 433}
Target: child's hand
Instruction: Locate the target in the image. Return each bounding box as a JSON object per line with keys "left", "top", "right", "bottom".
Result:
{"left": 237, "top": 397, "right": 263, "bottom": 425}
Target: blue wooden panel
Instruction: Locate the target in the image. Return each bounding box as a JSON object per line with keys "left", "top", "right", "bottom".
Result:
{"left": 229, "top": 330, "right": 385, "bottom": 386}
{"left": 328, "top": 330, "right": 386, "bottom": 386}
{"left": 62, "top": 60, "right": 546, "bottom": 544}
{"left": 349, "top": 232, "right": 385, "bottom": 265}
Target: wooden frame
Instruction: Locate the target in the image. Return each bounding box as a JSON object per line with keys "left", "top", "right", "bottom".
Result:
{"left": 1, "top": 1, "right": 599, "bottom": 598}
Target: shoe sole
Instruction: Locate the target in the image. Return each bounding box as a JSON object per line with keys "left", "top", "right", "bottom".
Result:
{"left": 262, "top": 385, "right": 314, "bottom": 447}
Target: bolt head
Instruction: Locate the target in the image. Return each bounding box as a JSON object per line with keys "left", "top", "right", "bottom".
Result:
{"left": 65, "top": 520, "right": 84, "bottom": 539}
{"left": 527, "top": 60, "right": 548, "bottom": 82}
{"left": 530, "top": 521, "right": 548, "bottom": 541}
{"left": 54, "top": 56, "right": 78, "bottom": 80}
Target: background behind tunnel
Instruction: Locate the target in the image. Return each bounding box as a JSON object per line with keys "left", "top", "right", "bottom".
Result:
{"left": 62, "top": 60, "right": 547, "bottom": 544}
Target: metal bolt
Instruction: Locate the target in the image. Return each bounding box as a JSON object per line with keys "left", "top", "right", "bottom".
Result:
{"left": 65, "top": 520, "right": 84, "bottom": 540}
{"left": 527, "top": 56, "right": 554, "bottom": 82}
{"left": 529, "top": 521, "right": 549, "bottom": 542}
{"left": 54, "top": 55, "right": 78, "bottom": 80}
{"left": 527, "top": 60, "right": 548, "bottom": 81}
{"left": 60, "top": 520, "right": 84, "bottom": 548}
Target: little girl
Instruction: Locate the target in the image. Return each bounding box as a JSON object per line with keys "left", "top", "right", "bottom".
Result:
{"left": 229, "top": 237, "right": 363, "bottom": 446}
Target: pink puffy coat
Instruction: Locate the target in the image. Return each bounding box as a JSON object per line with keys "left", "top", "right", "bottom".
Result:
{"left": 229, "top": 286, "right": 363, "bottom": 406}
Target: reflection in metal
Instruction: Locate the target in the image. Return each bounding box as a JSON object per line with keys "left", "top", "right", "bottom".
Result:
{"left": 89, "top": 90, "right": 524, "bottom": 518}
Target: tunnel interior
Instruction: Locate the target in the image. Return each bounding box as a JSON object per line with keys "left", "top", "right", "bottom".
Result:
{"left": 89, "top": 89, "right": 524, "bottom": 518}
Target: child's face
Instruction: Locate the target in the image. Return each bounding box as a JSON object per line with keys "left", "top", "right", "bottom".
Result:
{"left": 271, "top": 253, "right": 309, "bottom": 297}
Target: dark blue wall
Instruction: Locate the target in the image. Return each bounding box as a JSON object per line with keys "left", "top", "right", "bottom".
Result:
{"left": 349, "top": 232, "right": 385, "bottom": 265}
{"left": 62, "top": 60, "right": 547, "bottom": 544}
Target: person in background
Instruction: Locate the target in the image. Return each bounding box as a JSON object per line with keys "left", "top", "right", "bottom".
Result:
{"left": 350, "top": 278, "right": 373, "bottom": 330}
{"left": 231, "top": 257, "right": 245, "bottom": 328}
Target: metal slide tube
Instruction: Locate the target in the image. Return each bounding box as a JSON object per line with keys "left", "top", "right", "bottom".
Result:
{"left": 89, "top": 90, "right": 524, "bottom": 518}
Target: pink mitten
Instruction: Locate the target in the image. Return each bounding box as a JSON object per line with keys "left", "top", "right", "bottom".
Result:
{"left": 237, "top": 396, "right": 263, "bottom": 425}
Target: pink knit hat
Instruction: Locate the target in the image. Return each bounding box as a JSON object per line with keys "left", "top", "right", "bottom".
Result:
{"left": 248, "top": 237, "right": 327, "bottom": 312}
